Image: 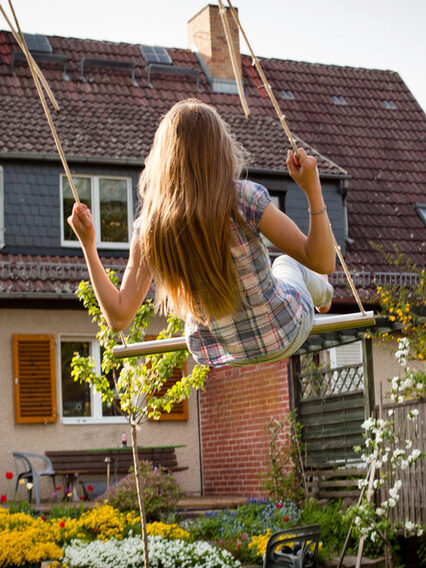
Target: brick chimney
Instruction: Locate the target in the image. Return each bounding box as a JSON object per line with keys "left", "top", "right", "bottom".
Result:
{"left": 188, "top": 4, "right": 241, "bottom": 94}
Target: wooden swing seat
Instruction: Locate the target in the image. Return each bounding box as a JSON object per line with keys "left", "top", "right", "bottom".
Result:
{"left": 112, "top": 310, "right": 375, "bottom": 358}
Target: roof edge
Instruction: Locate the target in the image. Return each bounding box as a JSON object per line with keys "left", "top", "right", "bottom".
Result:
{"left": 0, "top": 152, "right": 144, "bottom": 166}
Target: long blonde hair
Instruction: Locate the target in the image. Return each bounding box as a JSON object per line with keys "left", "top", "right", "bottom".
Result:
{"left": 138, "top": 99, "right": 250, "bottom": 323}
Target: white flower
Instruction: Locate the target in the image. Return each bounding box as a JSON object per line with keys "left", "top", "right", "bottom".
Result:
{"left": 389, "top": 487, "right": 399, "bottom": 500}
{"left": 408, "top": 409, "right": 419, "bottom": 420}
{"left": 388, "top": 498, "right": 397, "bottom": 508}
{"left": 375, "top": 507, "right": 385, "bottom": 516}
{"left": 400, "top": 460, "right": 409, "bottom": 470}
{"left": 388, "top": 408, "right": 394, "bottom": 416}
{"left": 371, "top": 531, "right": 377, "bottom": 542}
{"left": 362, "top": 417, "right": 375, "bottom": 431}
{"left": 405, "top": 439, "right": 413, "bottom": 449}
{"left": 393, "top": 448, "right": 405, "bottom": 459}
{"left": 26, "top": 482, "right": 33, "bottom": 490}
{"left": 408, "top": 449, "right": 421, "bottom": 462}
{"left": 417, "top": 528, "right": 424, "bottom": 537}
{"left": 395, "top": 480, "right": 403, "bottom": 490}
{"left": 398, "top": 395, "right": 404, "bottom": 403}
{"left": 405, "top": 520, "right": 415, "bottom": 531}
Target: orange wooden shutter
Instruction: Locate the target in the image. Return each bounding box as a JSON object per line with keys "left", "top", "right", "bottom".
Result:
{"left": 12, "top": 334, "right": 57, "bottom": 424}
{"left": 146, "top": 335, "right": 188, "bottom": 421}
{"left": 154, "top": 364, "right": 188, "bottom": 421}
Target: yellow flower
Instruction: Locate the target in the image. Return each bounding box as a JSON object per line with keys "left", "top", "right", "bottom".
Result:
{"left": 145, "top": 521, "right": 190, "bottom": 540}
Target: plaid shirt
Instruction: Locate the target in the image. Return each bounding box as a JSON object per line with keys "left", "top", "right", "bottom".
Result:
{"left": 185, "top": 180, "right": 312, "bottom": 367}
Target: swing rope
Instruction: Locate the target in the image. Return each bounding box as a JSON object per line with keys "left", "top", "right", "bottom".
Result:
{"left": 222, "top": 0, "right": 367, "bottom": 317}
{"left": 0, "top": 3, "right": 60, "bottom": 112}
{"left": 1, "top": 0, "right": 129, "bottom": 346}
{"left": 2, "top": 0, "right": 81, "bottom": 205}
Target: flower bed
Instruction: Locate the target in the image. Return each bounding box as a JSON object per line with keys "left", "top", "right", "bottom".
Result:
{"left": 63, "top": 536, "right": 240, "bottom": 568}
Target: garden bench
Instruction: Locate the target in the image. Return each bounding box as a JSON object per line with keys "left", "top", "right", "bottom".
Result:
{"left": 45, "top": 446, "right": 186, "bottom": 501}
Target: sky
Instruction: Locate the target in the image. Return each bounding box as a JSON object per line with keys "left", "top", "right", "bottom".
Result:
{"left": 2, "top": 0, "right": 425, "bottom": 111}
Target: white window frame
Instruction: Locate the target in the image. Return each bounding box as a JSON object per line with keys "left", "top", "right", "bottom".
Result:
{"left": 60, "top": 174, "right": 133, "bottom": 249}
{"left": 58, "top": 334, "right": 126, "bottom": 425}
{"left": 0, "top": 166, "right": 4, "bottom": 249}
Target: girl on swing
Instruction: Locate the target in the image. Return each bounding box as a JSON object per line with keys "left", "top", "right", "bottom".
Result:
{"left": 68, "top": 99, "right": 335, "bottom": 367}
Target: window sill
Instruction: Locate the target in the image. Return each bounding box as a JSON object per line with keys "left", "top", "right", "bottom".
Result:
{"left": 62, "top": 416, "right": 127, "bottom": 425}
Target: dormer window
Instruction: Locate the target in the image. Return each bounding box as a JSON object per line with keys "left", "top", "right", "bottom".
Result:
{"left": 414, "top": 203, "right": 426, "bottom": 225}
{"left": 381, "top": 99, "right": 397, "bottom": 110}
{"left": 331, "top": 95, "right": 347, "bottom": 105}
{"left": 279, "top": 90, "right": 295, "bottom": 100}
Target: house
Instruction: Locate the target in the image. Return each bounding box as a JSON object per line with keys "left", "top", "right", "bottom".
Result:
{"left": 0, "top": 4, "right": 425, "bottom": 499}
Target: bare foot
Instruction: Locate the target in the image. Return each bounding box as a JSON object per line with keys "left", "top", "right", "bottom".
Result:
{"left": 316, "top": 274, "right": 332, "bottom": 314}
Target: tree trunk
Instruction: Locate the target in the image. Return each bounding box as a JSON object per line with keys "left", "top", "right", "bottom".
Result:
{"left": 384, "top": 535, "right": 394, "bottom": 568}
{"left": 130, "top": 422, "right": 150, "bottom": 568}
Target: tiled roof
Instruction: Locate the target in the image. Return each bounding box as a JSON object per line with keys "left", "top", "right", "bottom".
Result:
{"left": 0, "top": 30, "right": 425, "bottom": 301}
{"left": 0, "top": 254, "right": 128, "bottom": 297}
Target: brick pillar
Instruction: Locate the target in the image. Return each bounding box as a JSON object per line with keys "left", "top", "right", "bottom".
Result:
{"left": 199, "top": 360, "right": 291, "bottom": 497}
{"left": 188, "top": 4, "right": 241, "bottom": 84}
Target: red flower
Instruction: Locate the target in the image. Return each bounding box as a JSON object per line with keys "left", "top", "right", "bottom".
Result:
{"left": 283, "top": 516, "right": 290, "bottom": 522}
{"left": 41, "top": 515, "right": 47, "bottom": 522}
{"left": 59, "top": 521, "right": 66, "bottom": 528}
{"left": 276, "top": 503, "right": 283, "bottom": 509}
{"left": 241, "top": 533, "right": 248, "bottom": 541}
{"left": 93, "top": 527, "right": 99, "bottom": 533}
{"left": 80, "top": 496, "right": 86, "bottom": 501}
{"left": 56, "top": 486, "right": 62, "bottom": 491}
{"left": 0, "top": 495, "right": 6, "bottom": 503}
{"left": 87, "top": 485, "right": 94, "bottom": 492}
{"left": 5, "top": 472, "right": 13, "bottom": 480}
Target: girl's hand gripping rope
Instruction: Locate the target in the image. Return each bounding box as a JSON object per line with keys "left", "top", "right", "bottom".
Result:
{"left": 67, "top": 203, "right": 96, "bottom": 248}
{"left": 286, "top": 147, "right": 322, "bottom": 200}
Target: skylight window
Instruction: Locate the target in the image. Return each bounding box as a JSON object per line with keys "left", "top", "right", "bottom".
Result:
{"left": 140, "top": 45, "right": 172, "bottom": 65}
{"left": 414, "top": 203, "right": 426, "bottom": 225}
{"left": 381, "top": 99, "right": 397, "bottom": 110}
{"left": 279, "top": 90, "right": 295, "bottom": 100}
{"left": 331, "top": 95, "right": 347, "bottom": 105}
{"left": 22, "top": 33, "right": 52, "bottom": 53}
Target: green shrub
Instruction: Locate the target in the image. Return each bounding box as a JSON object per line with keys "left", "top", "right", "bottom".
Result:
{"left": 299, "top": 499, "right": 353, "bottom": 559}
{"left": 99, "top": 460, "right": 184, "bottom": 520}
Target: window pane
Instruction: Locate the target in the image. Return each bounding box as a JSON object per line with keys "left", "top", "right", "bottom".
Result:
{"left": 61, "top": 341, "right": 91, "bottom": 417}
{"left": 99, "top": 178, "right": 128, "bottom": 243}
{"left": 101, "top": 349, "right": 123, "bottom": 417}
{"left": 63, "top": 177, "right": 91, "bottom": 241}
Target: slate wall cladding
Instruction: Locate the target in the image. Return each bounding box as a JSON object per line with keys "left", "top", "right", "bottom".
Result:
{"left": 1, "top": 161, "right": 343, "bottom": 256}
{"left": 251, "top": 173, "right": 344, "bottom": 254}
{"left": 285, "top": 179, "right": 346, "bottom": 256}
{"left": 2, "top": 160, "right": 140, "bottom": 255}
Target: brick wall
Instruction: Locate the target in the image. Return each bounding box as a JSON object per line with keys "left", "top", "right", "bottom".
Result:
{"left": 188, "top": 4, "right": 240, "bottom": 81}
{"left": 200, "top": 360, "right": 290, "bottom": 497}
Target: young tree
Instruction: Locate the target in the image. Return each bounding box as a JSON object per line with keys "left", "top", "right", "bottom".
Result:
{"left": 71, "top": 271, "right": 209, "bottom": 568}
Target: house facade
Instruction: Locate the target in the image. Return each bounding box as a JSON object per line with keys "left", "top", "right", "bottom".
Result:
{"left": 0, "top": 4, "right": 425, "bottom": 499}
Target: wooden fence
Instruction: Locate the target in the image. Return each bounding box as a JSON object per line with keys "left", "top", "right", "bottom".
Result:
{"left": 376, "top": 398, "right": 425, "bottom": 526}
